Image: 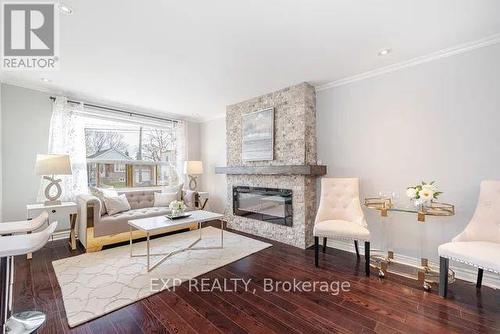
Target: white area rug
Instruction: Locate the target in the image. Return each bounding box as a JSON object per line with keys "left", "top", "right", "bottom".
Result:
{"left": 52, "top": 226, "right": 272, "bottom": 327}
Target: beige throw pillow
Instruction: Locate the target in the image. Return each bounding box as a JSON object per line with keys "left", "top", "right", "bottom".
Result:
{"left": 162, "top": 183, "right": 183, "bottom": 201}
{"left": 90, "top": 187, "right": 118, "bottom": 215}
{"left": 103, "top": 194, "right": 131, "bottom": 215}
{"left": 183, "top": 190, "right": 197, "bottom": 209}
{"left": 154, "top": 192, "right": 177, "bottom": 207}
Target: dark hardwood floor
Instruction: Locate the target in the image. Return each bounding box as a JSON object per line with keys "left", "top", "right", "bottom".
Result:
{"left": 11, "top": 227, "right": 500, "bottom": 334}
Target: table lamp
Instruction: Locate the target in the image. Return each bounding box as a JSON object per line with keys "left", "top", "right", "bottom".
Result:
{"left": 35, "top": 154, "right": 72, "bottom": 205}
{"left": 184, "top": 161, "right": 203, "bottom": 190}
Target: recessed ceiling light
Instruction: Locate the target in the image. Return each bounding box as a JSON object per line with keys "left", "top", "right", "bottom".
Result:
{"left": 41, "top": 78, "right": 51, "bottom": 83}
{"left": 378, "top": 48, "right": 391, "bottom": 56}
{"left": 59, "top": 3, "right": 73, "bottom": 15}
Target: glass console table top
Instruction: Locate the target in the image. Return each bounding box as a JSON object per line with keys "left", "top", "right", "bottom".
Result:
{"left": 364, "top": 197, "right": 454, "bottom": 222}
{"left": 363, "top": 196, "right": 455, "bottom": 290}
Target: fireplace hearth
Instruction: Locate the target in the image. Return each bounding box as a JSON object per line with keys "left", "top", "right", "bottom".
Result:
{"left": 233, "top": 186, "right": 293, "bottom": 226}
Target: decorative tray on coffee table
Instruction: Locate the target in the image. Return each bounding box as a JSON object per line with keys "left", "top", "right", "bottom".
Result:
{"left": 165, "top": 213, "right": 192, "bottom": 220}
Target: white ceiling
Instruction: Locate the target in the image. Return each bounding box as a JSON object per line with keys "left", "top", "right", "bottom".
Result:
{"left": 1, "top": 0, "right": 500, "bottom": 121}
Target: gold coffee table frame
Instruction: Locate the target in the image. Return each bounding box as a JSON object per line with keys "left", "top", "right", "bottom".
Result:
{"left": 364, "top": 197, "right": 455, "bottom": 290}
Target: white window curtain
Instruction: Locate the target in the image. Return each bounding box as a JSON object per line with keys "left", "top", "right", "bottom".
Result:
{"left": 175, "top": 120, "right": 186, "bottom": 186}
{"left": 38, "top": 97, "right": 89, "bottom": 201}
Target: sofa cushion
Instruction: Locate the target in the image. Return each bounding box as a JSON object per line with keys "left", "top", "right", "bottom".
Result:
{"left": 102, "top": 207, "right": 172, "bottom": 224}
{"left": 96, "top": 207, "right": 172, "bottom": 237}
{"left": 121, "top": 190, "right": 158, "bottom": 210}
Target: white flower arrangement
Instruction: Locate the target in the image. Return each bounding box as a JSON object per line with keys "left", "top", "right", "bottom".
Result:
{"left": 169, "top": 200, "right": 185, "bottom": 213}
{"left": 406, "top": 181, "right": 442, "bottom": 207}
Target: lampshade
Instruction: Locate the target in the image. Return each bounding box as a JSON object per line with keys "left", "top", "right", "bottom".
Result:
{"left": 184, "top": 160, "right": 203, "bottom": 175}
{"left": 35, "top": 154, "right": 72, "bottom": 176}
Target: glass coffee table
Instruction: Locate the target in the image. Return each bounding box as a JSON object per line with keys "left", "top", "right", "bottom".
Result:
{"left": 128, "top": 210, "right": 224, "bottom": 272}
{"left": 364, "top": 198, "right": 455, "bottom": 290}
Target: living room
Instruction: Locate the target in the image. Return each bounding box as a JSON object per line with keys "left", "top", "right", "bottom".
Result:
{"left": 1, "top": 1, "right": 500, "bottom": 333}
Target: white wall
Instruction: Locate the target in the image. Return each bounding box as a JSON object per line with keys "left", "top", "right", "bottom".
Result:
{"left": 186, "top": 121, "right": 201, "bottom": 160}
{"left": 1, "top": 84, "right": 53, "bottom": 223}
{"left": 200, "top": 117, "right": 227, "bottom": 213}
{"left": 316, "top": 43, "right": 500, "bottom": 280}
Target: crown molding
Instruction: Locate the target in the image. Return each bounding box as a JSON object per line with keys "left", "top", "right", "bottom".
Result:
{"left": 316, "top": 33, "right": 500, "bottom": 91}
{"left": 201, "top": 113, "right": 226, "bottom": 123}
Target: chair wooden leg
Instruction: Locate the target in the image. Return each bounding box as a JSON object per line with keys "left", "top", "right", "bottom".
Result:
{"left": 364, "top": 241, "right": 370, "bottom": 277}
{"left": 322, "top": 237, "right": 327, "bottom": 253}
{"left": 476, "top": 268, "right": 484, "bottom": 289}
{"left": 354, "top": 240, "right": 360, "bottom": 260}
{"left": 439, "top": 257, "right": 449, "bottom": 298}
{"left": 314, "top": 237, "right": 319, "bottom": 267}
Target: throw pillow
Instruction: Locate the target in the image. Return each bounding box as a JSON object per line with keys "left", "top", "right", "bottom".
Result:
{"left": 162, "top": 183, "right": 184, "bottom": 201}
{"left": 154, "top": 192, "right": 177, "bottom": 207}
{"left": 103, "top": 194, "right": 131, "bottom": 215}
{"left": 183, "top": 190, "right": 198, "bottom": 209}
{"left": 90, "top": 187, "right": 118, "bottom": 215}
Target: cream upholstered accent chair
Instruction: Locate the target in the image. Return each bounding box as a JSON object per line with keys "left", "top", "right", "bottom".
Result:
{"left": 313, "top": 177, "right": 371, "bottom": 276}
{"left": 438, "top": 180, "right": 500, "bottom": 297}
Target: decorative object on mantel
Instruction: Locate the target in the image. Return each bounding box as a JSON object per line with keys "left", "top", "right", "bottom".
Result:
{"left": 242, "top": 107, "right": 274, "bottom": 161}
{"left": 184, "top": 160, "right": 203, "bottom": 190}
{"left": 35, "top": 154, "right": 72, "bottom": 206}
{"left": 215, "top": 164, "right": 327, "bottom": 176}
{"left": 364, "top": 193, "right": 455, "bottom": 291}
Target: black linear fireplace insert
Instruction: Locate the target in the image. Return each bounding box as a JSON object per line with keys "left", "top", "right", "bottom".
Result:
{"left": 233, "top": 186, "right": 293, "bottom": 226}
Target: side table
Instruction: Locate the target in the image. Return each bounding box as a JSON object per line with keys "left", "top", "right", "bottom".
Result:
{"left": 26, "top": 202, "right": 78, "bottom": 255}
{"left": 364, "top": 197, "right": 455, "bottom": 290}
{"left": 197, "top": 192, "right": 209, "bottom": 210}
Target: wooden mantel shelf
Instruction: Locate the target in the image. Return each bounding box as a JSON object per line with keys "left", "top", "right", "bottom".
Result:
{"left": 215, "top": 165, "right": 327, "bottom": 176}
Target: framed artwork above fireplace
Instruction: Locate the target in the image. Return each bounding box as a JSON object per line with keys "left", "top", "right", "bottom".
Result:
{"left": 242, "top": 107, "right": 274, "bottom": 161}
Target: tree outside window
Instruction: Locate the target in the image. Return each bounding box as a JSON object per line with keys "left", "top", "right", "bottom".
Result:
{"left": 85, "top": 123, "right": 178, "bottom": 188}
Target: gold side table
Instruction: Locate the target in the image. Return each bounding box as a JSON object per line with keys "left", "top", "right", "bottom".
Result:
{"left": 364, "top": 197, "right": 455, "bottom": 290}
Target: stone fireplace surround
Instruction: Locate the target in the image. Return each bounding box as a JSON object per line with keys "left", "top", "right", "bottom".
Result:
{"left": 216, "top": 83, "right": 325, "bottom": 249}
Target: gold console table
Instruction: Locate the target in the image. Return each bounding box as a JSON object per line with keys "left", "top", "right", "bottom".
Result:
{"left": 364, "top": 197, "right": 455, "bottom": 290}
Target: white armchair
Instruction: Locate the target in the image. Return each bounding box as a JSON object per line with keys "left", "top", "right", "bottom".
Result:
{"left": 313, "top": 177, "right": 371, "bottom": 276}
{"left": 438, "top": 180, "right": 500, "bottom": 297}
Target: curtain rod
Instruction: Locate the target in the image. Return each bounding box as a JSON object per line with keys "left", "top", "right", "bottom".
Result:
{"left": 49, "top": 96, "right": 178, "bottom": 123}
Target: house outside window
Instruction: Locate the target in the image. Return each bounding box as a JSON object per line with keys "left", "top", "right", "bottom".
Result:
{"left": 85, "top": 120, "right": 180, "bottom": 188}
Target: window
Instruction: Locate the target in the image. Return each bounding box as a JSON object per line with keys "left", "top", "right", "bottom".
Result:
{"left": 85, "top": 117, "right": 180, "bottom": 188}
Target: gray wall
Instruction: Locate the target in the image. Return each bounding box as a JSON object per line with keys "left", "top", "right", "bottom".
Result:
{"left": 316, "top": 43, "right": 500, "bottom": 262}
{"left": 1, "top": 84, "right": 53, "bottom": 223}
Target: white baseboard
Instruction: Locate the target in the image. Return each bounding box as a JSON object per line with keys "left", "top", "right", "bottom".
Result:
{"left": 327, "top": 240, "right": 500, "bottom": 290}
